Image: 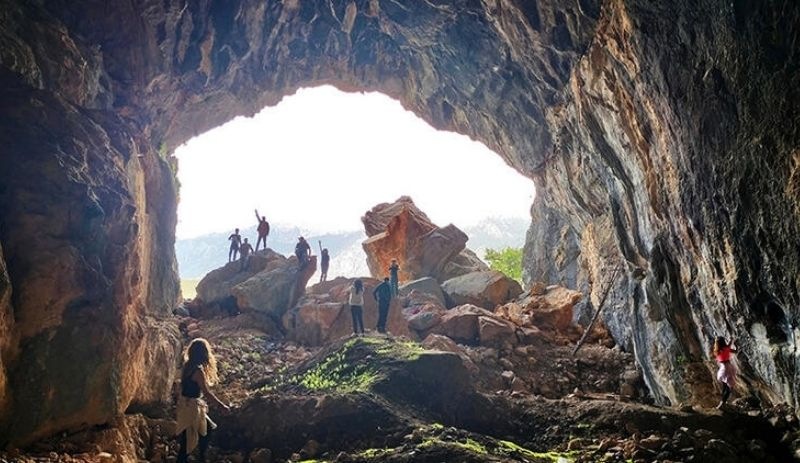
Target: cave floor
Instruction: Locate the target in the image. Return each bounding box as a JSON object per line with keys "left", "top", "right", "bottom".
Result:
{"left": 2, "top": 314, "right": 799, "bottom": 463}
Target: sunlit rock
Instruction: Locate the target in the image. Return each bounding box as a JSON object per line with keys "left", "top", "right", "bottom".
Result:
{"left": 441, "top": 270, "right": 523, "bottom": 310}
{"left": 361, "top": 197, "right": 486, "bottom": 283}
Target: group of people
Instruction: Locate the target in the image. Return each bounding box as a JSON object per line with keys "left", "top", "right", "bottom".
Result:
{"left": 346, "top": 259, "right": 401, "bottom": 335}
{"left": 224, "top": 209, "right": 331, "bottom": 279}
{"left": 226, "top": 210, "right": 271, "bottom": 271}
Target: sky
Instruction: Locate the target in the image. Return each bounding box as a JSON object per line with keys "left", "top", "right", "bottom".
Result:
{"left": 175, "top": 86, "right": 535, "bottom": 239}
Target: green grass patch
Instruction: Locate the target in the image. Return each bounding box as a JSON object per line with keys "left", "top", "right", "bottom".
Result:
{"left": 497, "top": 440, "right": 576, "bottom": 462}
{"left": 262, "top": 337, "right": 426, "bottom": 394}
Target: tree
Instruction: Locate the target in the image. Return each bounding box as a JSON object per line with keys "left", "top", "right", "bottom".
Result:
{"left": 484, "top": 247, "right": 523, "bottom": 283}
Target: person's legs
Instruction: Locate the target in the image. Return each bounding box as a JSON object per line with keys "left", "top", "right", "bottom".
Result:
{"left": 351, "top": 306, "right": 359, "bottom": 334}
{"left": 722, "top": 383, "right": 731, "bottom": 404}
{"left": 377, "top": 303, "right": 388, "bottom": 333}
{"left": 198, "top": 420, "right": 213, "bottom": 463}
{"left": 177, "top": 431, "right": 188, "bottom": 463}
{"left": 357, "top": 307, "right": 365, "bottom": 333}
{"left": 228, "top": 247, "right": 234, "bottom": 262}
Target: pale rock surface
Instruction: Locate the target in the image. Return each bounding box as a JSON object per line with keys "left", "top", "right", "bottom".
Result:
{"left": 442, "top": 271, "right": 523, "bottom": 310}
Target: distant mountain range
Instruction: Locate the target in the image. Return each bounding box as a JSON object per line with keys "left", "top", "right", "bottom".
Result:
{"left": 175, "top": 217, "right": 530, "bottom": 280}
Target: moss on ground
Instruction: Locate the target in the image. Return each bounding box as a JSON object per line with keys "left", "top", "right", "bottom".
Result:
{"left": 261, "top": 337, "right": 426, "bottom": 394}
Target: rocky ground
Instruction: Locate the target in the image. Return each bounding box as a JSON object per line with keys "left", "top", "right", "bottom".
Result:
{"left": 3, "top": 307, "right": 800, "bottom": 463}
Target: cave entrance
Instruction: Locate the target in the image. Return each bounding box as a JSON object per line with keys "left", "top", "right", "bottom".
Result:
{"left": 174, "top": 86, "right": 535, "bottom": 296}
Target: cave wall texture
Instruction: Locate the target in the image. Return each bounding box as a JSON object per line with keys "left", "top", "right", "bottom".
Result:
{"left": 0, "top": 0, "right": 798, "bottom": 445}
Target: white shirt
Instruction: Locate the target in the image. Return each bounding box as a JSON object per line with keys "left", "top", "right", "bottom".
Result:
{"left": 349, "top": 287, "right": 364, "bottom": 306}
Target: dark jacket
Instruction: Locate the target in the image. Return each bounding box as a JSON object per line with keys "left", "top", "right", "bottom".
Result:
{"left": 373, "top": 281, "right": 392, "bottom": 303}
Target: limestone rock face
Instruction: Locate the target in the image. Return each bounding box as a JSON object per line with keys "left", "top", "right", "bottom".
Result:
{"left": 195, "top": 250, "right": 316, "bottom": 319}
{"left": 1, "top": 0, "right": 799, "bottom": 445}
{"left": 233, "top": 255, "right": 317, "bottom": 318}
{"left": 285, "top": 277, "right": 411, "bottom": 345}
{"left": 196, "top": 250, "right": 284, "bottom": 304}
{"left": 441, "top": 271, "right": 524, "bottom": 310}
{"left": 361, "top": 197, "right": 486, "bottom": 283}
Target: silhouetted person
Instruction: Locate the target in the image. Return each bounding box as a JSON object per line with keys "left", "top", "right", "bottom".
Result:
{"left": 713, "top": 336, "right": 738, "bottom": 409}
{"left": 373, "top": 277, "right": 392, "bottom": 334}
{"left": 389, "top": 259, "right": 400, "bottom": 297}
{"left": 239, "top": 238, "right": 254, "bottom": 271}
{"left": 295, "top": 236, "right": 311, "bottom": 268}
{"left": 254, "top": 209, "right": 270, "bottom": 251}
{"left": 227, "top": 228, "right": 242, "bottom": 262}
{"left": 176, "top": 338, "right": 229, "bottom": 463}
{"left": 319, "top": 241, "right": 330, "bottom": 283}
{"left": 348, "top": 279, "right": 365, "bottom": 335}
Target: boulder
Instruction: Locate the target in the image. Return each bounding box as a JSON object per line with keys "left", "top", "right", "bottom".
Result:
{"left": 285, "top": 278, "right": 411, "bottom": 345}
{"left": 399, "top": 277, "right": 446, "bottom": 306}
{"left": 194, "top": 250, "right": 316, "bottom": 319}
{"left": 497, "top": 285, "right": 583, "bottom": 333}
{"left": 195, "top": 249, "right": 284, "bottom": 304}
{"left": 431, "top": 304, "right": 495, "bottom": 344}
{"left": 477, "top": 315, "right": 517, "bottom": 347}
{"left": 361, "top": 197, "right": 484, "bottom": 283}
{"left": 441, "top": 271, "right": 523, "bottom": 310}
{"left": 439, "top": 249, "right": 489, "bottom": 282}
{"left": 407, "top": 309, "right": 443, "bottom": 332}
{"left": 232, "top": 255, "right": 317, "bottom": 318}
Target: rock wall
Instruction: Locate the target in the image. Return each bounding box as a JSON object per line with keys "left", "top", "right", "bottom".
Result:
{"left": 526, "top": 0, "right": 800, "bottom": 406}
{"left": 0, "top": 0, "right": 798, "bottom": 445}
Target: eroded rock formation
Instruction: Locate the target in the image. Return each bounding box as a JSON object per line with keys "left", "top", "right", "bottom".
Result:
{"left": 0, "top": 0, "right": 798, "bottom": 446}
{"left": 362, "top": 196, "right": 487, "bottom": 282}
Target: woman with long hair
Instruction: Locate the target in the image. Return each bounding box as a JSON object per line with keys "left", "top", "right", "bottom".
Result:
{"left": 712, "top": 336, "right": 738, "bottom": 409}
{"left": 176, "top": 338, "right": 230, "bottom": 463}
{"left": 349, "top": 279, "right": 365, "bottom": 335}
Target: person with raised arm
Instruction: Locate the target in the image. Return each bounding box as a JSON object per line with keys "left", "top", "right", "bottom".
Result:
{"left": 254, "top": 209, "right": 270, "bottom": 251}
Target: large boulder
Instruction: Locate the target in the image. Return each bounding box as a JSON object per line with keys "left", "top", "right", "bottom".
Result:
{"left": 194, "top": 250, "right": 316, "bottom": 319}
{"left": 399, "top": 277, "right": 446, "bottom": 306}
{"left": 477, "top": 316, "right": 517, "bottom": 347}
{"left": 441, "top": 271, "right": 523, "bottom": 310}
{"left": 285, "top": 277, "right": 411, "bottom": 345}
{"left": 496, "top": 285, "right": 583, "bottom": 333}
{"left": 195, "top": 250, "right": 284, "bottom": 304}
{"left": 431, "top": 304, "right": 495, "bottom": 345}
{"left": 233, "top": 256, "right": 317, "bottom": 318}
{"left": 361, "top": 197, "right": 485, "bottom": 283}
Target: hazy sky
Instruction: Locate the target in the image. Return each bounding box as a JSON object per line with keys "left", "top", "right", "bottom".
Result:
{"left": 175, "top": 86, "right": 535, "bottom": 239}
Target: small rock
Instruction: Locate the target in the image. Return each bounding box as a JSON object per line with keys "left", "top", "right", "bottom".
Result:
{"left": 693, "top": 429, "right": 714, "bottom": 443}
{"left": 638, "top": 435, "right": 668, "bottom": 451}
{"left": 302, "top": 440, "right": 320, "bottom": 458}
{"left": 250, "top": 448, "right": 272, "bottom": 463}
{"left": 501, "top": 370, "right": 515, "bottom": 382}
{"left": 499, "top": 357, "right": 514, "bottom": 370}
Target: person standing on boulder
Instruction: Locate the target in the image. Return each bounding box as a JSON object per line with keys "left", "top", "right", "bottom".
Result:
{"left": 239, "top": 238, "right": 254, "bottom": 271}
{"left": 349, "top": 279, "right": 365, "bottom": 335}
{"left": 227, "top": 228, "right": 242, "bottom": 262}
{"left": 176, "top": 338, "right": 230, "bottom": 463}
{"left": 713, "top": 336, "right": 738, "bottom": 409}
{"left": 295, "top": 236, "right": 311, "bottom": 268}
{"left": 373, "top": 277, "right": 393, "bottom": 334}
{"left": 389, "top": 259, "right": 400, "bottom": 297}
{"left": 254, "top": 209, "right": 270, "bottom": 251}
{"left": 319, "top": 241, "right": 330, "bottom": 283}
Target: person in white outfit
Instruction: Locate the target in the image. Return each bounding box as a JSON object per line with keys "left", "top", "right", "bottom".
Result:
{"left": 349, "top": 279, "right": 365, "bottom": 335}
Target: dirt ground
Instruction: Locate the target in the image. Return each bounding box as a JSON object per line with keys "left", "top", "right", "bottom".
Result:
{"left": 2, "top": 312, "right": 800, "bottom": 463}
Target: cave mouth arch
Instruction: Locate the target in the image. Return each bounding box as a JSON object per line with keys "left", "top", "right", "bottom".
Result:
{"left": 173, "top": 85, "right": 536, "bottom": 284}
